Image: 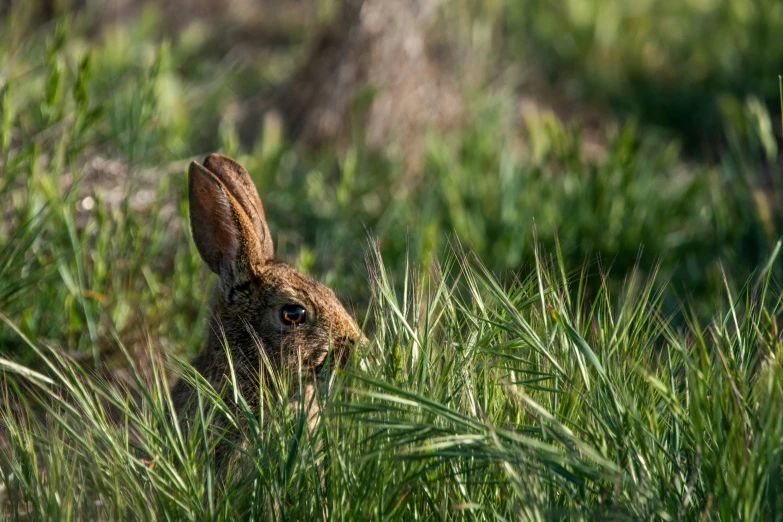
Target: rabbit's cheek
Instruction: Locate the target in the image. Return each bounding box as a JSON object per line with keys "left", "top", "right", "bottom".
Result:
{"left": 283, "top": 329, "right": 314, "bottom": 358}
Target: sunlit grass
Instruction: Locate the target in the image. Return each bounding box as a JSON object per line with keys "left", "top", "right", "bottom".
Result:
{"left": 2, "top": 245, "right": 783, "bottom": 519}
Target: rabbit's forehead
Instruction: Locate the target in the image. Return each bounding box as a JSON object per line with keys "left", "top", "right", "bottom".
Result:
{"left": 256, "top": 264, "right": 341, "bottom": 307}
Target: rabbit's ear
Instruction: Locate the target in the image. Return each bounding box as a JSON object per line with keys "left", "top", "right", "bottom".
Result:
{"left": 188, "top": 161, "right": 272, "bottom": 282}
{"left": 202, "top": 154, "right": 274, "bottom": 261}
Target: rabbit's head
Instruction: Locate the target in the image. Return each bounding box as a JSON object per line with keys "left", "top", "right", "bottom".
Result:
{"left": 177, "top": 154, "right": 362, "bottom": 407}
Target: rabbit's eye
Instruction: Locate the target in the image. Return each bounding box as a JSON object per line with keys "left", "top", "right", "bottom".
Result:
{"left": 281, "top": 304, "right": 307, "bottom": 325}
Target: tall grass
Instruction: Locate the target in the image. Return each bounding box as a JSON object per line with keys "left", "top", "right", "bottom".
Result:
{"left": 2, "top": 245, "right": 782, "bottom": 519}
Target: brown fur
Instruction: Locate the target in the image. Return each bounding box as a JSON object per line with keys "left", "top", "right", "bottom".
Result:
{"left": 172, "top": 154, "right": 362, "bottom": 456}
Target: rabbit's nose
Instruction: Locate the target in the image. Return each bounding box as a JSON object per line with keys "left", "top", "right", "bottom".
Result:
{"left": 344, "top": 331, "right": 367, "bottom": 347}
{"left": 339, "top": 334, "right": 360, "bottom": 348}
{"left": 342, "top": 331, "right": 367, "bottom": 350}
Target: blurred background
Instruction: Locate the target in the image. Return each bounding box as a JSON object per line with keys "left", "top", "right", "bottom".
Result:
{"left": 1, "top": 0, "right": 782, "bottom": 369}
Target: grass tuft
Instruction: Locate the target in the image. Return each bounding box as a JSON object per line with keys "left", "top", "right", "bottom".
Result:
{"left": 2, "top": 247, "right": 782, "bottom": 519}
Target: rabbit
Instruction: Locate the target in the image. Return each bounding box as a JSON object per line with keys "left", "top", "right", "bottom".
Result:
{"left": 170, "top": 153, "right": 363, "bottom": 458}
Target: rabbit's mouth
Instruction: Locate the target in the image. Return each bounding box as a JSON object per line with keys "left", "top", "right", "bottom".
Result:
{"left": 312, "top": 343, "right": 351, "bottom": 376}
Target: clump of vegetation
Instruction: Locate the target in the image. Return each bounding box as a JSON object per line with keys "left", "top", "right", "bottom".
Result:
{"left": 3, "top": 247, "right": 783, "bottom": 519}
